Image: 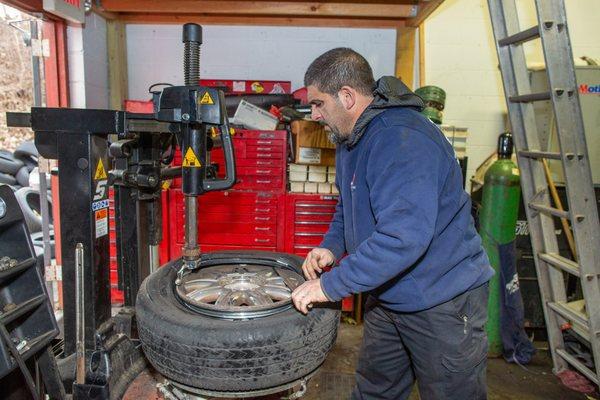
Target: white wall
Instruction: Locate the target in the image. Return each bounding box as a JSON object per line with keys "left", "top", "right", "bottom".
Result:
{"left": 126, "top": 25, "right": 397, "bottom": 100}
{"left": 67, "top": 12, "right": 109, "bottom": 109}
{"left": 424, "top": 0, "right": 600, "bottom": 190}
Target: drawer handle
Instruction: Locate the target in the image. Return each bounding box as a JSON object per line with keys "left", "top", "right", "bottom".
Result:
{"left": 255, "top": 217, "right": 270, "bottom": 221}
{"left": 256, "top": 147, "right": 272, "bottom": 151}
{"left": 255, "top": 227, "right": 271, "bottom": 231}
{"left": 256, "top": 180, "right": 272, "bottom": 184}
{"left": 256, "top": 161, "right": 272, "bottom": 165}
{"left": 255, "top": 208, "right": 271, "bottom": 212}
{"left": 256, "top": 140, "right": 273, "bottom": 145}
{"left": 255, "top": 199, "right": 271, "bottom": 204}
{"left": 257, "top": 154, "right": 272, "bottom": 158}
{"left": 296, "top": 204, "right": 336, "bottom": 208}
{"left": 255, "top": 238, "right": 271, "bottom": 243}
{"left": 256, "top": 170, "right": 271, "bottom": 174}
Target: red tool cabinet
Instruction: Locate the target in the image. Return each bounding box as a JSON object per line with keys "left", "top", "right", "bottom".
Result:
{"left": 283, "top": 193, "right": 338, "bottom": 257}
{"left": 169, "top": 130, "right": 288, "bottom": 256}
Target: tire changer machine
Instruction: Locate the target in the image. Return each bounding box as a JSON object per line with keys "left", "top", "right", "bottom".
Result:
{"left": 2, "top": 23, "right": 239, "bottom": 399}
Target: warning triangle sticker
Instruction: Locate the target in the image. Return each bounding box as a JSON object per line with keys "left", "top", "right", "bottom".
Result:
{"left": 182, "top": 147, "right": 202, "bottom": 168}
{"left": 200, "top": 91, "right": 214, "bottom": 105}
{"left": 94, "top": 159, "right": 108, "bottom": 180}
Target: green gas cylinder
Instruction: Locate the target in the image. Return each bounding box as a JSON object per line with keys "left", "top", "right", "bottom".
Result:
{"left": 479, "top": 132, "right": 521, "bottom": 357}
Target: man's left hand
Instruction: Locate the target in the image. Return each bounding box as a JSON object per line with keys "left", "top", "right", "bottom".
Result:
{"left": 291, "top": 279, "right": 329, "bottom": 314}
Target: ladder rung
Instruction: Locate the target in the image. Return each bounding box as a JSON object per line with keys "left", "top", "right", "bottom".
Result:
{"left": 539, "top": 253, "right": 580, "bottom": 277}
{"left": 518, "top": 150, "right": 562, "bottom": 160}
{"left": 498, "top": 25, "right": 540, "bottom": 46}
{"left": 548, "top": 301, "right": 589, "bottom": 329}
{"left": 556, "top": 348, "right": 599, "bottom": 385}
{"left": 529, "top": 203, "right": 570, "bottom": 219}
{"left": 509, "top": 92, "right": 551, "bottom": 103}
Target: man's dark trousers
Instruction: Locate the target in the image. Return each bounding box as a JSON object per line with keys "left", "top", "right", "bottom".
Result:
{"left": 351, "top": 283, "right": 489, "bottom": 400}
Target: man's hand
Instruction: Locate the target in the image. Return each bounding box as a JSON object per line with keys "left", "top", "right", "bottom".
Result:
{"left": 302, "top": 248, "right": 335, "bottom": 280}
{"left": 291, "top": 279, "right": 329, "bottom": 314}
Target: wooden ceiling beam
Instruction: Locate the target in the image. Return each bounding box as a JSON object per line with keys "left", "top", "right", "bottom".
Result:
{"left": 117, "top": 13, "right": 406, "bottom": 28}
{"left": 406, "top": 0, "right": 443, "bottom": 27}
{"left": 101, "top": 1, "right": 417, "bottom": 19}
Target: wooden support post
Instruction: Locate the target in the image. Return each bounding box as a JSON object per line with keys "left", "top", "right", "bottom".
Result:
{"left": 107, "top": 20, "right": 128, "bottom": 110}
{"left": 395, "top": 26, "right": 417, "bottom": 90}
{"left": 419, "top": 22, "right": 425, "bottom": 87}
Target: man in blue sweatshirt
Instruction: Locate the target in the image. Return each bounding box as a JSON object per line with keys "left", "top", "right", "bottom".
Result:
{"left": 291, "top": 48, "right": 494, "bottom": 399}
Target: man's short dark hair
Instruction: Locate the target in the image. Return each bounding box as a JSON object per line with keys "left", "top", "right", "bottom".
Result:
{"left": 304, "top": 48, "right": 375, "bottom": 96}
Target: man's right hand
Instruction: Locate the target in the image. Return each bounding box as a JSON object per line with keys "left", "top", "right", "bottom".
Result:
{"left": 302, "top": 248, "right": 335, "bottom": 280}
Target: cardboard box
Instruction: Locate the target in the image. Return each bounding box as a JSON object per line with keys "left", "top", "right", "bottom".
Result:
{"left": 289, "top": 164, "right": 308, "bottom": 173}
{"left": 318, "top": 183, "right": 332, "bottom": 194}
{"left": 290, "top": 182, "right": 305, "bottom": 193}
{"left": 331, "top": 185, "right": 339, "bottom": 195}
{"left": 304, "top": 182, "right": 318, "bottom": 193}
{"left": 309, "top": 165, "right": 327, "bottom": 173}
{"left": 289, "top": 171, "right": 308, "bottom": 181}
{"left": 291, "top": 120, "right": 336, "bottom": 166}
{"left": 308, "top": 172, "right": 327, "bottom": 183}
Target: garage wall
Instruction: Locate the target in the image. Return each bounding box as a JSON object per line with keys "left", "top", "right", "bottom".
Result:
{"left": 67, "top": 12, "right": 109, "bottom": 109}
{"left": 424, "top": 0, "right": 600, "bottom": 191}
{"left": 125, "top": 25, "right": 397, "bottom": 101}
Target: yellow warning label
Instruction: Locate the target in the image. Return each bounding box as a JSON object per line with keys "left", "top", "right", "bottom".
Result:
{"left": 182, "top": 147, "right": 202, "bottom": 168}
{"left": 94, "top": 159, "right": 108, "bottom": 180}
{"left": 200, "top": 91, "right": 214, "bottom": 105}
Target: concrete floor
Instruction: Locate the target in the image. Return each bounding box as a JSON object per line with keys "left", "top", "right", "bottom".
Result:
{"left": 302, "top": 322, "right": 596, "bottom": 400}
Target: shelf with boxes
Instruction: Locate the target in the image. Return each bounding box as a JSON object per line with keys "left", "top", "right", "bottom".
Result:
{"left": 289, "top": 164, "right": 338, "bottom": 194}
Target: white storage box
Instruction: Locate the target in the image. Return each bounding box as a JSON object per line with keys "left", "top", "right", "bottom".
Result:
{"left": 318, "top": 183, "right": 331, "bottom": 194}
{"left": 290, "top": 181, "right": 305, "bottom": 193}
{"left": 304, "top": 182, "right": 318, "bottom": 193}
{"left": 308, "top": 172, "right": 327, "bottom": 183}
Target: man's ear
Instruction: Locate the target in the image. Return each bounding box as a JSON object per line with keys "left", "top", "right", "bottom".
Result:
{"left": 337, "top": 86, "right": 356, "bottom": 110}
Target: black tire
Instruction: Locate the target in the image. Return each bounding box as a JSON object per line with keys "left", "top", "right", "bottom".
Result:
{"left": 21, "top": 156, "right": 38, "bottom": 172}
{"left": 136, "top": 251, "right": 340, "bottom": 393}
{"left": 13, "top": 141, "right": 39, "bottom": 160}
{"left": 0, "top": 173, "right": 17, "bottom": 185}
{"left": 14, "top": 187, "right": 52, "bottom": 233}
{"left": 31, "top": 230, "right": 55, "bottom": 259}
{"left": 0, "top": 150, "right": 24, "bottom": 175}
{"left": 15, "top": 166, "right": 29, "bottom": 187}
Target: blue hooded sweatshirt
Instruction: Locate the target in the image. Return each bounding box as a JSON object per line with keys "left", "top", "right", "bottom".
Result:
{"left": 319, "top": 76, "right": 493, "bottom": 312}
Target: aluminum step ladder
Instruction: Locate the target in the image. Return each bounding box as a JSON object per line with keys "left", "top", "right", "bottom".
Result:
{"left": 487, "top": 0, "right": 600, "bottom": 384}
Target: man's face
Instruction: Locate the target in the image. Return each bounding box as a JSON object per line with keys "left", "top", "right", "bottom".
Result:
{"left": 307, "top": 85, "right": 352, "bottom": 144}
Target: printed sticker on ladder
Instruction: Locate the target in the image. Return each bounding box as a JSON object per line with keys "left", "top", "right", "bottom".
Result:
{"left": 95, "top": 208, "right": 108, "bottom": 238}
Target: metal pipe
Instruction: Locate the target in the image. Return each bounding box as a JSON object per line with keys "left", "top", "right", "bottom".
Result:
{"left": 75, "top": 243, "right": 86, "bottom": 384}
{"left": 149, "top": 245, "right": 159, "bottom": 273}
{"left": 184, "top": 196, "right": 198, "bottom": 256}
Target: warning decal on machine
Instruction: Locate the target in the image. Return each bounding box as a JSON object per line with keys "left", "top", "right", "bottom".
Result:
{"left": 182, "top": 147, "right": 202, "bottom": 167}
{"left": 94, "top": 159, "right": 108, "bottom": 180}
{"left": 95, "top": 208, "right": 108, "bottom": 238}
{"left": 200, "top": 91, "right": 214, "bottom": 105}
